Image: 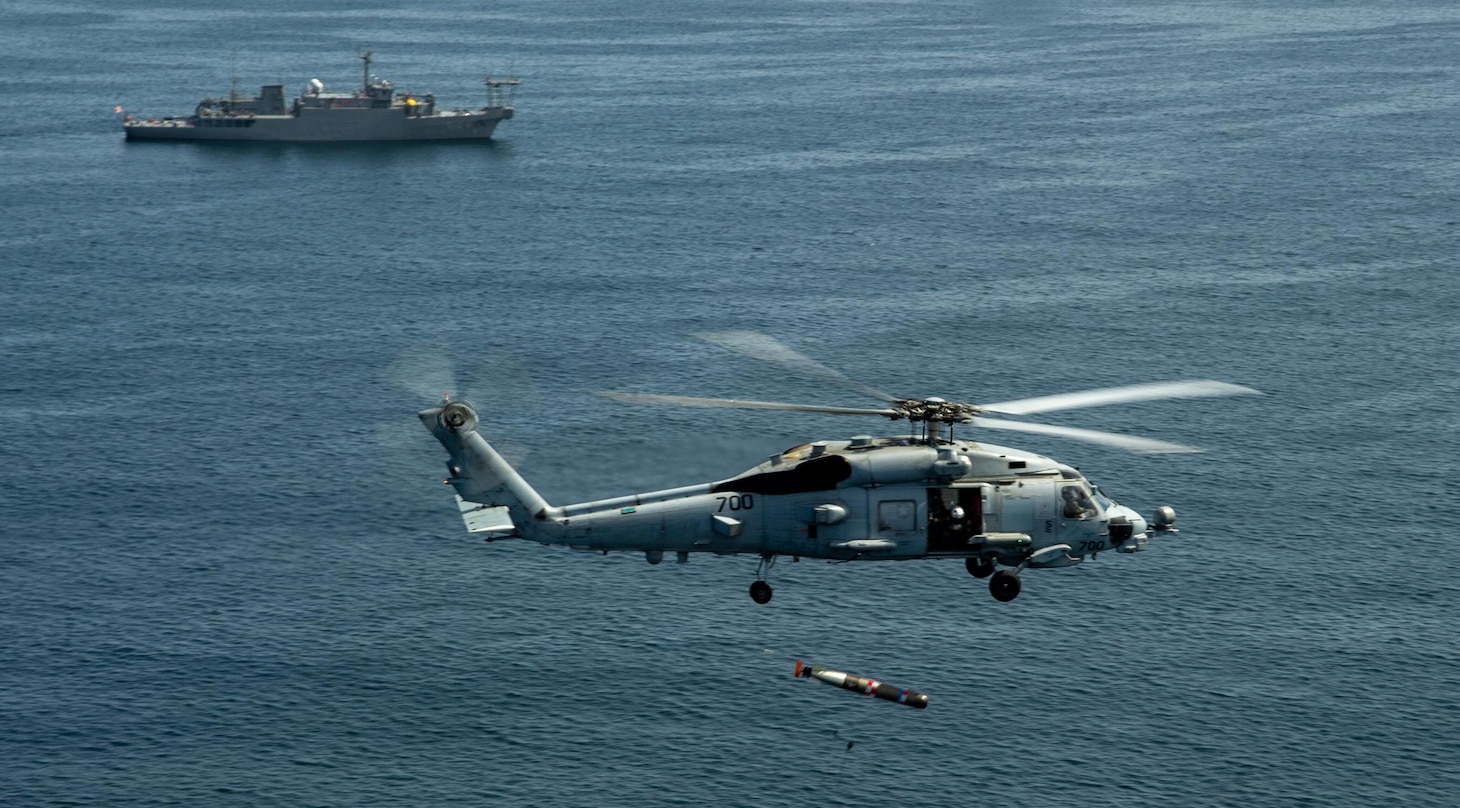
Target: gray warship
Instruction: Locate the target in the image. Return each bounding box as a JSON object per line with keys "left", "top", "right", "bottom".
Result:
{"left": 123, "top": 52, "right": 517, "bottom": 142}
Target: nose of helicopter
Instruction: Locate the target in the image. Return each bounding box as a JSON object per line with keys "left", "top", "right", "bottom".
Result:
{"left": 1113, "top": 505, "right": 1148, "bottom": 537}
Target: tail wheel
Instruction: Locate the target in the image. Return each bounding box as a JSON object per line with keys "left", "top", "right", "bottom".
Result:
{"left": 965, "top": 556, "right": 994, "bottom": 579}
{"left": 749, "top": 580, "right": 773, "bottom": 604}
{"left": 989, "top": 569, "right": 1021, "bottom": 602}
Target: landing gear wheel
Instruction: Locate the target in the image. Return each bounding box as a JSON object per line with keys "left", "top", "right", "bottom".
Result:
{"left": 749, "top": 580, "right": 773, "bottom": 604}
{"left": 989, "top": 569, "right": 1022, "bottom": 602}
{"left": 965, "top": 556, "right": 994, "bottom": 579}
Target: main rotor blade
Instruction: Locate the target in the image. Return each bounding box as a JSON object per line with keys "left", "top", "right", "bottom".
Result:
{"left": 979, "top": 380, "right": 1261, "bottom": 416}
{"left": 697, "top": 331, "right": 900, "bottom": 403}
{"left": 598, "top": 391, "right": 898, "bottom": 418}
{"left": 387, "top": 346, "right": 458, "bottom": 401}
{"left": 968, "top": 416, "right": 1202, "bottom": 454}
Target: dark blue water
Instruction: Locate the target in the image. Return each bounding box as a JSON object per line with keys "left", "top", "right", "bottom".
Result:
{"left": 5, "top": 2, "right": 1460, "bottom": 806}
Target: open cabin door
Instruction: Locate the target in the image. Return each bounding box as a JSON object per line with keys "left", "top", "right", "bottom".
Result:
{"left": 927, "top": 486, "right": 985, "bottom": 554}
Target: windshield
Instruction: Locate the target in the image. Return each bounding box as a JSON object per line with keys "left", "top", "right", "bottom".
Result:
{"left": 1060, "top": 483, "right": 1100, "bottom": 518}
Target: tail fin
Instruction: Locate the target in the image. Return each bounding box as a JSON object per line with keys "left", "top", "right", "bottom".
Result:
{"left": 419, "top": 400, "right": 551, "bottom": 535}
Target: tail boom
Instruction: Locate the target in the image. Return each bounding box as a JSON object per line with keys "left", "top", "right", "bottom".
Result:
{"left": 419, "top": 401, "right": 762, "bottom": 555}
{"left": 419, "top": 404, "right": 551, "bottom": 535}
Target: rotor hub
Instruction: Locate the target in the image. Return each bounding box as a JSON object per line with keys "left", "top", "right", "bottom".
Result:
{"left": 896, "top": 398, "right": 977, "bottom": 423}
{"left": 439, "top": 400, "right": 479, "bottom": 433}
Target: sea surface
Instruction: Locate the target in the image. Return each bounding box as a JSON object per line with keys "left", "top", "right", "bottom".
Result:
{"left": 3, "top": 1, "right": 1459, "bottom": 806}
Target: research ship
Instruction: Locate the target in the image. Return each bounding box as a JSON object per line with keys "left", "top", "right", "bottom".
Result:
{"left": 122, "top": 52, "right": 516, "bottom": 142}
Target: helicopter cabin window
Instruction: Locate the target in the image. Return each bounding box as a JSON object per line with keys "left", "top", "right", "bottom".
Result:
{"left": 878, "top": 500, "right": 917, "bottom": 533}
{"left": 1060, "top": 484, "right": 1099, "bottom": 519}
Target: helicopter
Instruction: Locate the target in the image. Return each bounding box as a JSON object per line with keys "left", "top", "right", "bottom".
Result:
{"left": 419, "top": 332, "right": 1259, "bottom": 603}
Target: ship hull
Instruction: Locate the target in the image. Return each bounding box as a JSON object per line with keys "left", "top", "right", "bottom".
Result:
{"left": 124, "top": 108, "right": 511, "bottom": 142}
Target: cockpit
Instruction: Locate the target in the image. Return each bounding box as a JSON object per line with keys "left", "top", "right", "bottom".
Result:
{"left": 1060, "top": 484, "right": 1099, "bottom": 518}
{"left": 1057, "top": 466, "right": 1102, "bottom": 519}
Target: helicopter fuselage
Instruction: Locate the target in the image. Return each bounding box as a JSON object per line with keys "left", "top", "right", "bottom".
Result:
{"left": 537, "top": 439, "right": 1142, "bottom": 562}
{"left": 423, "top": 402, "right": 1167, "bottom": 602}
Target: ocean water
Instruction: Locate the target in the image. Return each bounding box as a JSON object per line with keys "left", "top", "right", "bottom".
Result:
{"left": 4, "top": 1, "right": 1460, "bottom": 805}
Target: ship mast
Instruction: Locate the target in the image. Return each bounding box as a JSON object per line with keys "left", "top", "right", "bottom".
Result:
{"left": 485, "top": 76, "right": 520, "bottom": 108}
{"left": 229, "top": 49, "right": 239, "bottom": 103}
{"left": 360, "top": 49, "right": 373, "bottom": 92}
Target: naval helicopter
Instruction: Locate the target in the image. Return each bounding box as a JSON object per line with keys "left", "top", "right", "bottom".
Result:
{"left": 419, "top": 332, "right": 1258, "bottom": 603}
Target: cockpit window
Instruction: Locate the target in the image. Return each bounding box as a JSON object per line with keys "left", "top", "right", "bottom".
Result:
{"left": 1060, "top": 484, "right": 1099, "bottom": 518}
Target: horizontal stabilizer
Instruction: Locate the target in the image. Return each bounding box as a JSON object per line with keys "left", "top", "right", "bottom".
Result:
{"left": 456, "top": 495, "right": 515, "bottom": 534}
